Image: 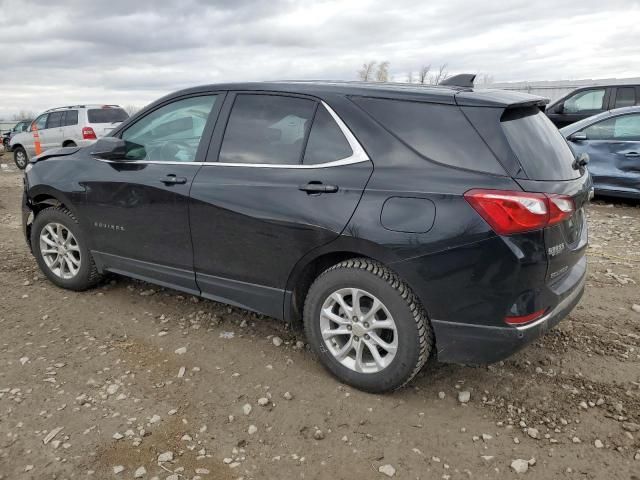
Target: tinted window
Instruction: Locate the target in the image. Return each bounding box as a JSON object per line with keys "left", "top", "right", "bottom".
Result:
{"left": 303, "top": 107, "right": 352, "bottom": 165}
{"left": 46, "top": 111, "right": 65, "bottom": 129}
{"left": 583, "top": 114, "right": 640, "bottom": 141}
{"left": 88, "top": 108, "right": 129, "bottom": 124}
{"left": 122, "top": 95, "right": 218, "bottom": 162}
{"left": 33, "top": 114, "right": 48, "bottom": 130}
{"left": 64, "top": 110, "right": 78, "bottom": 126}
{"left": 353, "top": 97, "right": 505, "bottom": 174}
{"left": 219, "top": 94, "right": 315, "bottom": 165}
{"left": 564, "top": 89, "right": 605, "bottom": 113}
{"left": 614, "top": 87, "right": 636, "bottom": 108}
{"left": 501, "top": 107, "right": 579, "bottom": 180}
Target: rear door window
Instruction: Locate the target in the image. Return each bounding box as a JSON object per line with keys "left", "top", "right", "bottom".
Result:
{"left": 88, "top": 108, "right": 129, "bottom": 124}
{"left": 219, "top": 94, "right": 316, "bottom": 165}
{"left": 46, "top": 111, "right": 65, "bottom": 129}
{"left": 64, "top": 110, "right": 79, "bottom": 126}
{"left": 352, "top": 97, "right": 505, "bottom": 174}
{"left": 614, "top": 87, "right": 636, "bottom": 108}
{"left": 501, "top": 107, "right": 579, "bottom": 180}
{"left": 303, "top": 106, "right": 352, "bottom": 165}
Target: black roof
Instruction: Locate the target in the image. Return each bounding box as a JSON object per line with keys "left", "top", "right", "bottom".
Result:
{"left": 163, "top": 80, "right": 549, "bottom": 108}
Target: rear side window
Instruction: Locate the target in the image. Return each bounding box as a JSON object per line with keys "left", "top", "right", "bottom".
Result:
{"left": 219, "top": 94, "right": 316, "bottom": 165}
{"left": 501, "top": 107, "right": 579, "bottom": 180}
{"left": 303, "top": 107, "right": 352, "bottom": 165}
{"left": 46, "top": 111, "right": 65, "bottom": 129}
{"left": 64, "top": 110, "right": 78, "bottom": 126}
{"left": 614, "top": 87, "right": 636, "bottom": 108}
{"left": 88, "top": 108, "right": 129, "bottom": 124}
{"left": 352, "top": 97, "right": 505, "bottom": 174}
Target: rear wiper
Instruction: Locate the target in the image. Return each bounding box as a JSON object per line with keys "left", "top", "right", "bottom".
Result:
{"left": 572, "top": 153, "right": 589, "bottom": 170}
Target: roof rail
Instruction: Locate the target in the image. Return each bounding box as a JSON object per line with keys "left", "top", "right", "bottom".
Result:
{"left": 44, "top": 105, "right": 86, "bottom": 113}
{"left": 440, "top": 74, "right": 476, "bottom": 88}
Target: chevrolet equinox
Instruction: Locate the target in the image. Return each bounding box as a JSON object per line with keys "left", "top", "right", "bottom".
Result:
{"left": 22, "top": 81, "right": 590, "bottom": 392}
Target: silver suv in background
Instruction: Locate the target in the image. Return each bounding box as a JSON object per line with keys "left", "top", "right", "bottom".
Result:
{"left": 10, "top": 105, "right": 129, "bottom": 169}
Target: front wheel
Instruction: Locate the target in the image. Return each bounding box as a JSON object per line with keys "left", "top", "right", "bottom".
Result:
{"left": 31, "top": 207, "right": 102, "bottom": 291}
{"left": 14, "top": 147, "right": 28, "bottom": 169}
{"left": 303, "top": 258, "right": 433, "bottom": 393}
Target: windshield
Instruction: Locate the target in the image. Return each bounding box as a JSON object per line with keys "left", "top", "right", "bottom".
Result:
{"left": 88, "top": 108, "right": 129, "bottom": 124}
{"left": 502, "top": 107, "right": 579, "bottom": 180}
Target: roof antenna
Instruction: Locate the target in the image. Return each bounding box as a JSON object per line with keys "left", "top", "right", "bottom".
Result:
{"left": 440, "top": 74, "right": 476, "bottom": 88}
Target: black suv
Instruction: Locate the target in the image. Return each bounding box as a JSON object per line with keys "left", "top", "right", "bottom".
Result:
{"left": 22, "top": 82, "right": 590, "bottom": 392}
{"left": 546, "top": 84, "right": 640, "bottom": 128}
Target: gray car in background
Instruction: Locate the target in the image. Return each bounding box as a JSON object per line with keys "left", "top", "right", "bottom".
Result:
{"left": 9, "top": 104, "right": 128, "bottom": 169}
{"left": 561, "top": 106, "right": 640, "bottom": 199}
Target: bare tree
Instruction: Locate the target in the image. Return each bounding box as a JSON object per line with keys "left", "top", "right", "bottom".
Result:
{"left": 431, "top": 64, "right": 449, "bottom": 85}
{"left": 357, "top": 61, "right": 377, "bottom": 81}
{"left": 375, "top": 61, "right": 390, "bottom": 82}
{"left": 406, "top": 71, "right": 414, "bottom": 83}
{"left": 12, "top": 110, "right": 37, "bottom": 121}
{"left": 123, "top": 104, "right": 141, "bottom": 116}
{"left": 477, "top": 73, "right": 494, "bottom": 86}
{"left": 418, "top": 65, "right": 431, "bottom": 84}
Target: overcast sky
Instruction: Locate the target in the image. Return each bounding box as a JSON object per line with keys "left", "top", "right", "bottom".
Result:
{"left": 1, "top": 0, "right": 638, "bottom": 119}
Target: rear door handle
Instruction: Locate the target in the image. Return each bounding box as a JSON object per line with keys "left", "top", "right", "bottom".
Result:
{"left": 298, "top": 182, "right": 339, "bottom": 194}
{"left": 624, "top": 152, "right": 639, "bottom": 157}
{"left": 160, "top": 174, "right": 187, "bottom": 185}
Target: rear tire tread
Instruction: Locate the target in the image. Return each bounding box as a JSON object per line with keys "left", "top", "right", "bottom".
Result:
{"left": 305, "top": 257, "right": 433, "bottom": 391}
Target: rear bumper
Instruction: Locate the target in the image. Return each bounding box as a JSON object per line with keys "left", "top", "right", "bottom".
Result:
{"left": 432, "top": 257, "right": 586, "bottom": 364}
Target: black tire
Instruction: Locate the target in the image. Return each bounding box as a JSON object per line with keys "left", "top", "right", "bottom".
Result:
{"left": 63, "top": 141, "right": 77, "bottom": 147}
{"left": 31, "top": 207, "right": 102, "bottom": 291}
{"left": 13, "top": 147, "right": 28, "bottom": 169}
{"left": 303, "top": 258, "right": 433, "bottom": 393}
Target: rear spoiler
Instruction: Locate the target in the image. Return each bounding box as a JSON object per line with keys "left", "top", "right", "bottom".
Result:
{"left": 454, "top": 89, "right": 549, "bottom": 108}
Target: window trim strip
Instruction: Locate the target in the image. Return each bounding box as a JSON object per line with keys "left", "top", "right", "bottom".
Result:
{"left": 96, "top": 101, "right": 370, "bottom": 169}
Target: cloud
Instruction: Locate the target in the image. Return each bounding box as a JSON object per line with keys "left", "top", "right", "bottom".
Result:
{"left": 0, "top": 0, "right": 638, "bottom": 118}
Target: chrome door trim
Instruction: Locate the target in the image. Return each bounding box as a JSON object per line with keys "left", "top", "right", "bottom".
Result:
{"left": 96, "top": 101, "right": 370, "bottom": 169}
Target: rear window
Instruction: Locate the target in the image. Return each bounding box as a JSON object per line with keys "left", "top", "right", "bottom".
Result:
{"left": 88, "top": 108, "right": 129, "bottom": 124}
{"left": 352, "top": 97, "right": 506, "bottom": 175}
{"left": 501, "top": 107, "right": 579, "bottom": 180}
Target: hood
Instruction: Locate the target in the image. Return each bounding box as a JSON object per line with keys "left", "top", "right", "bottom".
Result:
{"left": 32, "top": 146, "right": 81, "bottom": 163}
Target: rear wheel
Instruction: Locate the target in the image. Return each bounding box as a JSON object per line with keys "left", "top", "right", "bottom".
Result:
{"left": 13, "top": 147, "right": 27, "bottom": 169}
{"left": 63, "top": 141, "right": 77, "bottom": 147}
{"left": 31, "top": 207, "right": 102, "bottom": 291}
{"left": 304, "top": 258, "right": 433, "bottom": 392}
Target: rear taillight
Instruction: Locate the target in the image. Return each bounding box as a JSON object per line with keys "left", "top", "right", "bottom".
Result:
{"left": 505, "top": 308, "right": 547, "bottom": 326}
{"left": 82, "top": 127, "right": 97, "bottom": 140}
{"left": 464, "top": 189, "right": 574, "bottom": 235}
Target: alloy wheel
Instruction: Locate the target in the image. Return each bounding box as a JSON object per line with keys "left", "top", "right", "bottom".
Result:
{"left": 319, "top": 288, "right": 398, "bottom": 373}
{"left": 39, "top": 222, "right": 81, "bottom": 279}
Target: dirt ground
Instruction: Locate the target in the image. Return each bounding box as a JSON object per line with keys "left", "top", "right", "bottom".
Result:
{"left": 0, "top": 156, "right": 639, "bottom": 480}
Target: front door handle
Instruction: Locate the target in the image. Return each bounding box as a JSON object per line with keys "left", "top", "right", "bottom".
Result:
{"left": 624, "top": 152, "right": 639, "bottom": 157}
{"left": 298, "top": 182, "right": 339, "bottom": 194}
{"left": 160, "top": 174, "right": 187, "bottom": 185}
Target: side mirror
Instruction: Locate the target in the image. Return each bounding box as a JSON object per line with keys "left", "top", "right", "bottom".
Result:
{"left": 556, "top": 102, "right": 564, "bottom": 114}
{"left": 572, "top": 153, "right": 589, "bottom": 170}
{"left": 90, "top": 137, "right": 128, "bottom": 160}
{"left": 568, "top": 131, "right": 587, "bottom": 142}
